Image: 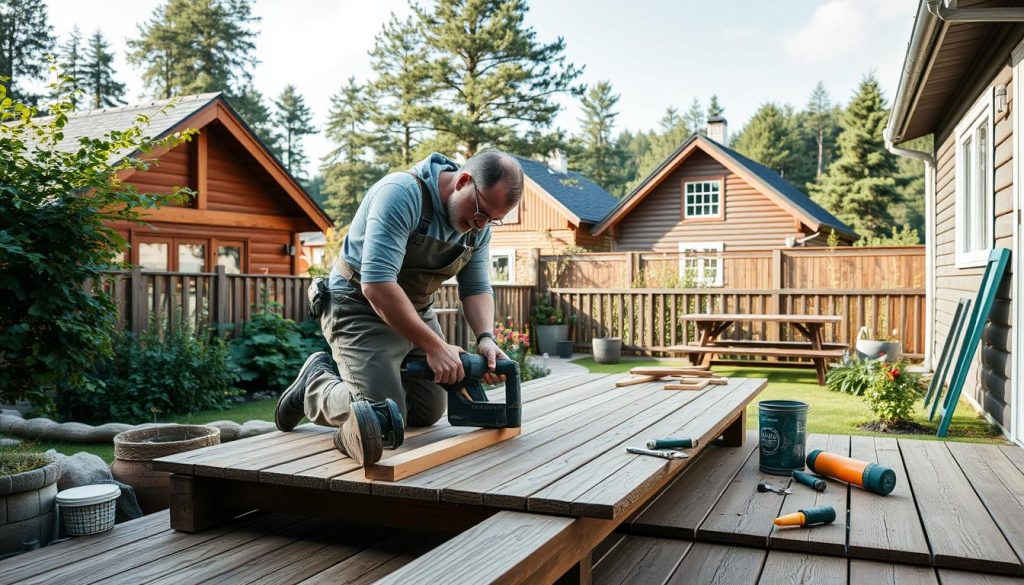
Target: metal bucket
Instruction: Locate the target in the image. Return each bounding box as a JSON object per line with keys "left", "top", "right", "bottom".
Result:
{"left": 758, "top": 400, "right": 808, "bottom": 475}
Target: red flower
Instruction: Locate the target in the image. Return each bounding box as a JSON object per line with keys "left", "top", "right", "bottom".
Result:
{"left": 888, "top": 367, "right": 900, "bottom": 379}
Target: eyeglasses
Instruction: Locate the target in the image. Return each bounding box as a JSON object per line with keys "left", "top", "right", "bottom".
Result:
{"left": 469, "top": 176, "right": 503, "bottom": 229}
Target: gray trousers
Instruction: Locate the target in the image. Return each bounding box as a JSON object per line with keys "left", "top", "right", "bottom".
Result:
{"left": 304, "top": 292, "right": 448, "bottom": 428}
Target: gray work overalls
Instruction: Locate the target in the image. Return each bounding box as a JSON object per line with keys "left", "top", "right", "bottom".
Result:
{"left": 304, "top": 173, "right": 479, "bottom": 428}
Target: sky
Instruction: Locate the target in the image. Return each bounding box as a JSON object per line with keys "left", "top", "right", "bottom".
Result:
{"left": 43, "top": 0, "right": 919, "bottom": 177}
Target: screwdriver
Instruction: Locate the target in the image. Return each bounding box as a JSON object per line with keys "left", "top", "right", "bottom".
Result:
{"left": 757, "top": 480, "right": 792, "bottom": 495}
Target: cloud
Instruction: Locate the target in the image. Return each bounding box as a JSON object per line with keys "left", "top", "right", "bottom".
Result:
{"left": 785, "top": 0, "right": 912, "bottom": 66}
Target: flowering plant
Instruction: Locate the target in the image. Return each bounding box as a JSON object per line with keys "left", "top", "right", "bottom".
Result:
{"left": 863, "top": 359, "right": 921, "bottom": 424}
{"left": 494, "top": 319, "right": 530, "bottom": 363}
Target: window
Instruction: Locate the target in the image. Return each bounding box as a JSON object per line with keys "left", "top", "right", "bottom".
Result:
{"left": 177, "top": 243, "right": 206, "bottom": 272}
{"left": 489, "top": 248, "right": 516, "bottom": 284}
{"left": 138, "top": 241, "right": 169, "bottom": 271}
{"left": 217, "top": 242, "right": 244, "bottom": 274}
{"left": 683, "top": 180, "right": 722, "bottom": 219}
{"left": 954, "top": 87, "right": 995, "bottom": 267}
{"left": 678, "top": 242, "right": 723, "bottom": 287}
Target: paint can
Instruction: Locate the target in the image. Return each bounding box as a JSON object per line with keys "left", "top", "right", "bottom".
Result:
{"left": 758, "top": 400, "right": 808, "bottom": 476}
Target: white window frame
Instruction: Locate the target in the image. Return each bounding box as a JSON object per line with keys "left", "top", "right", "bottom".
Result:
{"left": 683, "top": 180, "right": 723, "bottom": 219}
{"left": 954, "top": 86, "right": 995, "bottom": 268}
{"left": 489, "top": 247, "right": 516, "bottom": 284}
{"left": 678, "top": 242, "right": 724, "bottom": 287}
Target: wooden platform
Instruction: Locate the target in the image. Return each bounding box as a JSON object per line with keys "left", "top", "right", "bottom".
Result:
{"left": 153, "top": 372, "right": 765, "bottom": 531}
{"left": 628, "top": 431, "right": 1024, "bottom": 577}
{"left": 0, "top": 509, "right": 449, "bottom": 585}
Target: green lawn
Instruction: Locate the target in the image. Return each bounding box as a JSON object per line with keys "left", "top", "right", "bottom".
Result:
{"left": 572, "top": 357, "right": 1005, "bottom": 443}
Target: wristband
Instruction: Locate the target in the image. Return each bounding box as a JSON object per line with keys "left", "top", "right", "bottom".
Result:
{"left": 476, "top": 331, "right": 496, "bottom": 345}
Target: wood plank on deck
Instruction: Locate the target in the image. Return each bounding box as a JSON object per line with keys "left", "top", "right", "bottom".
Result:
{"left": 587, "top": 535, "right": 691, "bottom": 585}
{"left": 849, "top": 559, "right": 939, "bottom": 585}
{"left": 629, "top": 433, "right": 757, "bottom": 539}
{"left": 899, "top": 439, "right": 1021, "bottom": 576}
{"left": 664, "top": 541, "right": 765, "bottom": 585}
{"left": 756, "top": 550, "right": 846, "bottom": 585}
{"left": 848, "top": 435, "right": 930, "bottom": 565}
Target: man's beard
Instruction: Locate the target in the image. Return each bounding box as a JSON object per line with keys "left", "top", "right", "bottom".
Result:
{"left": 446, "top": 196, "right": 471, "bottom": 234}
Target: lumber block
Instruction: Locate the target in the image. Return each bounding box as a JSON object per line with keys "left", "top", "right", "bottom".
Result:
{"left": 364, "top": 427, "right": 521, "bottom": 482}
{"left": 616, "top": 375, "right": 659, "bottom": 387}
{"left": 629, "top": 367, "right": 711, "bottom": 377}
{"left": 664, "top": 380, "right": 710, "bottom": 391}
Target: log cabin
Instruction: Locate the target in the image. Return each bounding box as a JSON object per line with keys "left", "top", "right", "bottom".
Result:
{"left": 43, "top": 92, "right": 331, "bottom": 275}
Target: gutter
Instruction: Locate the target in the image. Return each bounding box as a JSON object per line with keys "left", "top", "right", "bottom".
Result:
{"left": 927, "top": 0, "right": 1024, "bottom": 23}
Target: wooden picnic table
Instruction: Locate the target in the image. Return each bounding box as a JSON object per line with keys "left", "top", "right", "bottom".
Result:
{"left": 673, "top": 313, "right": 844, "bottom": 384}
{"left": 152, "top": 372, "right": 765, "bottom": 583}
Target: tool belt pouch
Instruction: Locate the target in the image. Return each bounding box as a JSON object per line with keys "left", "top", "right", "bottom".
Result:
{"left": 308, "top": 277, "right": 330, "bottom": 319}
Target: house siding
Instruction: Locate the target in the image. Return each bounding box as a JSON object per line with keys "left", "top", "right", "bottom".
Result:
{"left": 613, "top": 151, "right": 812, "bottom": 252}
{"left": 932, "top": 59, "right": 1015, "bottom": 432}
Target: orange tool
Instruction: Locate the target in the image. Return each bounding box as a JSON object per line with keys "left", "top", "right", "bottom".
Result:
{"left": 806, "top": 450, "right": 896, "bottom": 496}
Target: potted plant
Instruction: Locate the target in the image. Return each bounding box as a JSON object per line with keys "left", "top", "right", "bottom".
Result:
{"left": 532, "top": 294, "right": 570, "bottom": 356}
{"left": 0, "top": 450, "right": 60, "bottom": 556}
{"left": 855, "top": 326, "right": 902, "bottom": 362}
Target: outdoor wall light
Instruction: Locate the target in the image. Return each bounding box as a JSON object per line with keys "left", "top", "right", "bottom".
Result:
{"left": 283, "top": 244, "right": 297, "bottom": 256}
{"left": 996, "top": 84, "right": 1008, "bottom": 114}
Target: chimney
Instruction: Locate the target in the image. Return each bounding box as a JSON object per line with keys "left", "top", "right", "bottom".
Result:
{"left": 707, "top": 116, "right": 728, "bottom": 145}
{"left": 547, "top": 149, "right": 568, "bottom": 174}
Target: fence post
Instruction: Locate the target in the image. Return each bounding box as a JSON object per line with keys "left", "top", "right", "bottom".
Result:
{"left": 770, "top": 250, "right": 784, "bottom": 341}
{"left": 626, "top": 252, "right": 639, "bottom": 288}
{"left": 129, "top": 267, "right": 145, "bottom": 335}
{"left": 214, "top": 265, "right": 229, "bottom": 333}
{"left": 532, "top": 248, "right": 542, "bottom": 289}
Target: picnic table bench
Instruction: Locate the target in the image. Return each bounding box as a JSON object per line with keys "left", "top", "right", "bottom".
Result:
{"left": 669, "top": 313, "right": 846, "bottom": 384}
{"left": 151, "top": 370, "right": 766, "bottom": 583}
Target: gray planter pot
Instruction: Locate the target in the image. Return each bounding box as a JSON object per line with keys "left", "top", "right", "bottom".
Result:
{"left": 0, "top": 457, "right": 60, "bottom": 556}
{"left": 593, "top": 337, "right": 623, "bottom": 364}
{"left": 855, "top": 339, "right": 902, "bottom": 362}
{"left": 535, "top": 324, "right": 570, "bottom": 356}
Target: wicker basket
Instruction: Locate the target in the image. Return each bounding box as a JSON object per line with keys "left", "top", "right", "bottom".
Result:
{"left": 56, "top": 484, "right": 120, "bottom": 536}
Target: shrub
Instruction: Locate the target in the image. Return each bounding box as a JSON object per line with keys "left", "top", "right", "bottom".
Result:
{"left": 863, "top": 361, "right": 921, "bottom": 424}
{"left": 0, "top": 75, "right": 192, "bottom": 410}
{"left": 532, "top": 293, "right": 565, "bottom": 325}
{"left": 230, "top": 303, "right": 329, "bottom": 393}
{"left": 56, "top": 325, "right": 240, "bottom": 424}
{"left": 825, "top": 357, "right": 877, "bottom": 396}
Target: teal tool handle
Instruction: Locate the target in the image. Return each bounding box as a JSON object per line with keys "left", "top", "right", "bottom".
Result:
{"left": 792, "top": 470, "right": 826, "bottom": 492}
{"left": 799, "top": 506, "right": 836, "bottom": 526}
{"left": 646, "top": 438, "right": 698, "bottom": 450}
{"left": 861, "top": 463, "right": 897, "bottom": 496}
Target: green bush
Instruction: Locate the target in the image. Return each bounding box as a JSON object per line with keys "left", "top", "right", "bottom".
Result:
{"left": 864, "top": 361, "right": 921, "bottom": 423}
{"left": 56, "top": 325, "right": 240, "bottom": 424}
{"left": 825, "top": 357, "right": 877, "bottom": 396}
{"left": 531, "top": 293, "right": 565, "bottom": 325}
{"left": 230, "top": 304, "right": 329, "bottom": 393}
{"left": 0, "top": 76, "right": 192, "bottom": 409}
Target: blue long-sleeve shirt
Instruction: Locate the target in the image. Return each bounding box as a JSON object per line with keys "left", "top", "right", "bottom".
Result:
{"left": 329, "top": 153, "right": 493, "bottom": 298}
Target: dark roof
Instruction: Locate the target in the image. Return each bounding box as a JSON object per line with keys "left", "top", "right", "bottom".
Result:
{"left": 29, "top": 93, "right": 220, "bottom": 164}
{"left": 513, "top": 155, "right": 619, "bottom": 224}
{"left": 708, "top": 139, "right": 857, "bottom": 238}
{"left": 596, "top": 134, "right": 856, "bottom": 239}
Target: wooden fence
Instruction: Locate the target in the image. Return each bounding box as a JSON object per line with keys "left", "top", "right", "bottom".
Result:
{"left": 547, "top": 287, "right": 926, "bottom": 359}
{"left": 98, "top": 267, "right": 534, "bottom": 351}
{"left": 538, "top": 246, "right": 925, "bottom": 291}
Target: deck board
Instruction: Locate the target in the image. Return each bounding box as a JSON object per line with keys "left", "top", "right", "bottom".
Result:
{"left": 849, "top": 559, "right": 939, "bottom": 585}
{"left": 847, "top": 436, "right": 930, "bottom": 564}
{"left": 757, "top": 550, "right": 846, "bottom": 585}
{"left": 665, "top": 541, "right": 765, "bottom": 585}
{"left": 899, "top": 439, "right": 1021, "bottom": 575}
{"left": 591, "top": 535, "right": 691, "bottom": 584}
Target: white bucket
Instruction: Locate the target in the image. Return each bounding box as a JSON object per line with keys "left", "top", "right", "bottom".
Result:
{"left": 56, "top": 484, "right": 120, "bottom": 536}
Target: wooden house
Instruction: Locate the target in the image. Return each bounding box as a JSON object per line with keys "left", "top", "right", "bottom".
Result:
{"left": 885, "top": 1, "right": 1024, "bottom": 441}
{"left": 591, "top": 119, "right": 857, "bottom": 286}
{"left": 47, "top": 93, "right": 331, "bottom": 275}
{"left": 486, "top": 153, "right": 619, "bottom": 283}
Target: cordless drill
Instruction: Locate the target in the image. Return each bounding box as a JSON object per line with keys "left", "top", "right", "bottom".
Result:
{"left": 403, "top": 353, "right": 522, "bottom": 428}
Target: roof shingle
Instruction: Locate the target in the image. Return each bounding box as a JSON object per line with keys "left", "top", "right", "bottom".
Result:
{"left": 513, "top": 155, "right": 619, "bottom": 224}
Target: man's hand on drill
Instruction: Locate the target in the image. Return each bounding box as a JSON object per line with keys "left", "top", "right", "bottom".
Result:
{"left": 426, "top": 342, "right": 466, "bottom": 385}
{"left": 476, "top": 337, "right": 509, "bottom": 385}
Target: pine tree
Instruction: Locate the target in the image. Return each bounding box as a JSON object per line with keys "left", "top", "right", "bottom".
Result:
{"left": 321, "top": 77, "right": 384, "bottom": 227}
{"left": 368, "top": 15, "right": 432, "bottom": 169}
{"left": 706, "top": 94, "right": 724, "bottom": 119}
{"left": 810, "top": 73, "right": 902, "bottom": 239}
{"left": 0, "top": 0, "right": 55, "bottom": 104}
{"left": 805, "top": 81, "right": 840, "bottom": 178}
{"left": 231, "top": 86, "right": 277, "bottom": 151}
{"left": 411, "top": 0, "right": 583, "bottom": 157}
{"left": 573, "top": 80, "right": 630, "bottom": 195}
{"left": 51, "top": 26, "right": 85, "bottom": 107}
{"left": 630, "top": 107, "right": 690, "bottom": 190}
{"left": 683, "top": 98, "right": 705, "bottom": 135}
{"left": 82, "top": 30, "right": 126, "bottom": 109}
{"left": 127, "top": 0, "right": 259, "bottom": 98}
{"left": 272, "top": 84, "right": 316, "bottom": 178}
{"left": 731, "top": 102, "right": 799, "bottom": 177}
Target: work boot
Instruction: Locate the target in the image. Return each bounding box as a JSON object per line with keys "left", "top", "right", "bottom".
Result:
{"left": 334, "top": 398, "right": 405, "bottom": 466}
{"left": 275, "top": 352, "right": 335, "bottom": 431}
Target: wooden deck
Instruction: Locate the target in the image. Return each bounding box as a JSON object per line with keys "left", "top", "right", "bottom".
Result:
{"left": 625, "top": 431, "right": 1024, "bottom": 578}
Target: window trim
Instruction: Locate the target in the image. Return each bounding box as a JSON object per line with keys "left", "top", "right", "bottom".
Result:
{"left": 678, "top": 242, "right": 724, "bottom": 287}
{"left": 954, "top": 86, "right": 995, "bottom": 269}
{"left": 681, "top": 176, "right": 725, "bottom": 222}
{"left": 489, "top": 247, "right": 516, "bottom": 284}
